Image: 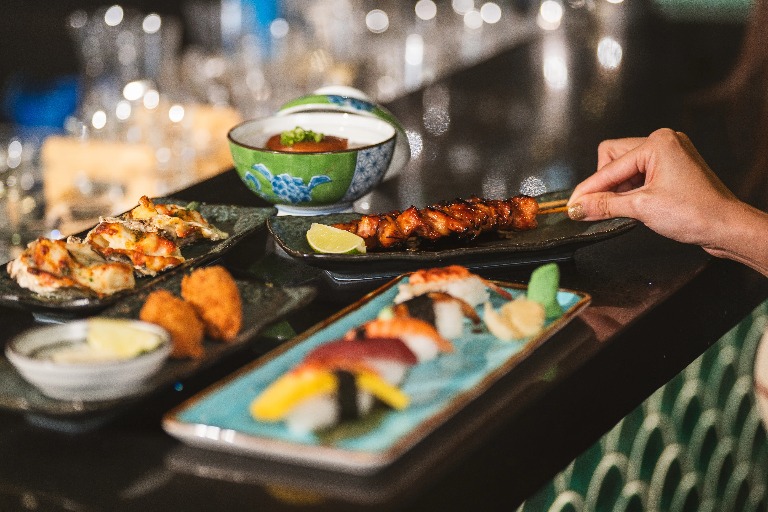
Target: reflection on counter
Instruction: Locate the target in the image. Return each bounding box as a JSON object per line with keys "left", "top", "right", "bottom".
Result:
{"left": 0, "top": 0, "right": 634, "bottom": 263}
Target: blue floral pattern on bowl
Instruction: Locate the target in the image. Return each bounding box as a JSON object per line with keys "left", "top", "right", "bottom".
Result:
{"left": 342, "top": 139, "right": 395, "bottom": 201}
{"left": 327, "top": 95, "right": 376, "bottom": 113}
{"left": 245, "top": 164, "right": 332, "bottom": 204}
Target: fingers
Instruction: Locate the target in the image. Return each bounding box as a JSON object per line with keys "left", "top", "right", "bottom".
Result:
{"left": 596, "top": 137, "right": 646, "bottom": 170}
{"left": 567, "top": 191, "right": 638, "bottom": 221}
{"left": 569, "top": 145, "right": 648, "bottom": 206}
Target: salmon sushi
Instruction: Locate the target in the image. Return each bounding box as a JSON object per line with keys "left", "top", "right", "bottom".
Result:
{"left": 390, "top": 291, "right": 481, "bottom": 339}
{"left": 345, "top": 317, "right": 453, "bottom": 362}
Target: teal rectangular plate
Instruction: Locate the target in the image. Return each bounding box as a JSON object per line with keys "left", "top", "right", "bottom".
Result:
{"left": 163, "top": 275, "right": 590, "bottom": 474}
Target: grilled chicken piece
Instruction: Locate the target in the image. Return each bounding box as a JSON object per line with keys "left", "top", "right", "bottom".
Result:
{"left": 7, "top": 238, "right": 135, "bottom": 296}
{"left": 83, "top": 218, "right": 185, "bottom": 276}
{"left": 123, "top": 196, "right": 228, "bottom": 244}
{"left": 333, "top": 195, "right": 539, "bottom": 249}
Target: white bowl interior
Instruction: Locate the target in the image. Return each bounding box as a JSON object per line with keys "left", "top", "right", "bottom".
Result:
{"left": 229, "top": 112, "right": 396, "bottom": 150}
{"left": 6, "top": 319, "right": 171, "bottom": 401}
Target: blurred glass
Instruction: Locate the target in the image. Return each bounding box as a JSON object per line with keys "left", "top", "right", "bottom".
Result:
{"left": 0, "top": 129, "right": 47, "bottom": 262}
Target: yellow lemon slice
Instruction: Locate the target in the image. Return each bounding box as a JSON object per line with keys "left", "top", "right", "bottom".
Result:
{"left": 306, "top": 223, "right": 366, "bottom": 254}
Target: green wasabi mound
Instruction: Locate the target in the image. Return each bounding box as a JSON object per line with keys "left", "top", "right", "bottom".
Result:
{"left": 526, "top": 263, "right": 564, "bottom": 319}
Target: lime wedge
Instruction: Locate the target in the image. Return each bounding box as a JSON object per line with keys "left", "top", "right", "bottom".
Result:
{"left": 87, "top": 318, "right": 163, "bottom": 359}
{"left": 306, "top": 223, "right": 366, "bottom": 254}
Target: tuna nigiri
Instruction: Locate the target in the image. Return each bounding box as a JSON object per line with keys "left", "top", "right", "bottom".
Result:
{"left": 302, "top": 336, "right": 418, "bottom": 385}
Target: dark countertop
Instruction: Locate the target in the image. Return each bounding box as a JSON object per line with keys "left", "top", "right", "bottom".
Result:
{"left": 1, "top": 4, "right": 766, "bottom": 512}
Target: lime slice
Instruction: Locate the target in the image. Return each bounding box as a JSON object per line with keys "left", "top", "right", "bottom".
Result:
{"left": 306, "top": 223, "right": 366, "bottom": 254}
{"left": 87, "top": 318, "right": 163, "bottom": 359}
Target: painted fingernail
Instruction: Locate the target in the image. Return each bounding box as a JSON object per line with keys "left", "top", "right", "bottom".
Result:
{"left": 567, "top": 203, "right": 585, "bottom": 220}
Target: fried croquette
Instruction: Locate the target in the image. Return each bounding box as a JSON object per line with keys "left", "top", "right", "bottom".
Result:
{"left": 181, "top": 265, "right": 242, "bottom": 342}
{"left": 140, "top": 289, "right": 205, "bottom": 359}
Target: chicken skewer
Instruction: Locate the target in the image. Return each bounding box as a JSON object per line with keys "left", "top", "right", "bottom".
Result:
{"left": 332, "top": 195, "right": 541, "bottom": 250}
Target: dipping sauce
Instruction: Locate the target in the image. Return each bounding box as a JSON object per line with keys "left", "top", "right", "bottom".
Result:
{"left": 265, "top": 134, "right": 348, "bottom": 152}
{"left": 265, "top": 126, "right": 348, "bottom": 152}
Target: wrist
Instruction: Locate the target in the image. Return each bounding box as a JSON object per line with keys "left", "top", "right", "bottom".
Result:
{"left": 703, "top": 200, "right": 768, "bottom": 276}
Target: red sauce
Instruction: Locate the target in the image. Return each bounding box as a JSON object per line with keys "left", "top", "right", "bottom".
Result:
{"left": 265, "top": 134, "right": 349, "bottom": 152}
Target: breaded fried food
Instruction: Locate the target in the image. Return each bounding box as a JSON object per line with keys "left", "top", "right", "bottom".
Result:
{"left": 140, "top": 289, "right": 205, "bottom": 359}
{"left": 181, "top": 266, "right": 242, "bottom": 342}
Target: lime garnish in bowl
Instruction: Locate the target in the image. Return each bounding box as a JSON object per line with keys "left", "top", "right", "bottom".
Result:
{"left": 306, "top": 223, "right": 366, "bottom": 254}
{"left": 87, "top": 318, "right": 163, "bottom": 359}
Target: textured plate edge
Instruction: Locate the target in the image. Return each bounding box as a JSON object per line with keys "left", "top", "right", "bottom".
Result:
{"left": 0, "top": 281, "right": 315, "bottom": 419}
{"left": 0, "top": 202, "right": 277, "bottom": 314}
{"left": 267, "top": 211, "right": 638, "bottom": 267}
{"left": 162, "top": 276, "right": 591, "bottom": 474}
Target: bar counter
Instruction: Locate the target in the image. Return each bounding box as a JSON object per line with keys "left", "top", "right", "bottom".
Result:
{"left": 1, "top": 4, "right": 767, "bottom": 511}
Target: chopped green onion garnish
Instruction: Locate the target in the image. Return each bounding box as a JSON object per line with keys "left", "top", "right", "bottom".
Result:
{"left": 280, "top": 126, "right": 324, "bottom": 146}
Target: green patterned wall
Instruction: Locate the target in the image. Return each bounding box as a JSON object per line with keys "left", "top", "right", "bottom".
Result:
{"left": 517, "top": 301, "right": 768, "bottom": 512}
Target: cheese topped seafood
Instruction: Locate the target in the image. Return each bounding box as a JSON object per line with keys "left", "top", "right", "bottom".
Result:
{"left": 124, "top": 196, "right": 228, "bottom": 243}
{"left": 7, "top": 238, "right": 136, "bottom": 296}
{"left": 7, "top": 197, "right": 228, "bottom": 296}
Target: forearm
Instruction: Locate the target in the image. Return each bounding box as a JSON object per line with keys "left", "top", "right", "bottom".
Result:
{"left": 705, "top": 201, "right": 768, "bottom": 277}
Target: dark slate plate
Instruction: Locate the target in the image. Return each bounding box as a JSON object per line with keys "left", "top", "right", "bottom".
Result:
{"left": 0, "top": 202, "right": 277, "bottom": 315}
{"left": 267, "top": 190, "right": 638, "bottom": 276}
{"left": 0, "top": 271, "right": 316, "bottom": 418}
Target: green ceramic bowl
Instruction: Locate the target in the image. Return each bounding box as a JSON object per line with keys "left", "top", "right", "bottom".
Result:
{"left": 228, "top": 112, "right": 396, "bottom": 215}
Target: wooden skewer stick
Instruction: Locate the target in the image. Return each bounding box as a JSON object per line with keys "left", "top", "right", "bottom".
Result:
{"left": 537, "top": 198, "right": 569, "bottom": 214}
{"left": 537, "top": 198, "right": 568, "bottom": 210}
{"left": 538, "top": 205, "right": 569, "bottom": 214}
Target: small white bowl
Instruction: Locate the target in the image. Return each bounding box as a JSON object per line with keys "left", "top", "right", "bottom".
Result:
{"left": 6, "top": 319, "right": 171, "bottom": 401}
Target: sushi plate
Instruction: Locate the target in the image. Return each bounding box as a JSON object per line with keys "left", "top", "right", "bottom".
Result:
{"left": 0, "top": 201, "right": 277, "bottom": 316}
{"left": 267, "top": 190, "right": 638, "bottom": 277}
{"left": 0, "top": 271, "right": 316, "bottom": 418}
{"left": 163, "top": 273, "right": 591, "bottom": 475}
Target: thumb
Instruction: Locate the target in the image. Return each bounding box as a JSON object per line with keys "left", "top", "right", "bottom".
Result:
{"left": 567, "top": 191, "right": 637, "bottom": 221}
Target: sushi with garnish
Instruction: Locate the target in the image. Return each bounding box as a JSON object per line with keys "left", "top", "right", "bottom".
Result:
{"left": 386, "top": 292, "right": 481, "bottom": 339}
{"left": 394, "top": 265, "right": 512, "bottom": 307}
{"left": 250, "top": 366, "right": 409, "bottom": 433}
{"left": 345, "top": 317, "right": 453, "bottom": 362}
{"left": 303, "top": 336, "right": 418, "bottom": 385}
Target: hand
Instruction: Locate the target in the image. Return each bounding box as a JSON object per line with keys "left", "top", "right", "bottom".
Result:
{"left": 567, "top": 128, "right": 768, "bottom": 276}
{"left": 567, "top": 128, "right": 738, "bottom": 249}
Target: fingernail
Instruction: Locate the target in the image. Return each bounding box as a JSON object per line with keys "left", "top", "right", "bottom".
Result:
{"left": 567, "top": 203, "right": 585, "bottom": 220}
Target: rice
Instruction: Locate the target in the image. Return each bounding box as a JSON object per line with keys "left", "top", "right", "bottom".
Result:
{"left": 433, "top": 300, "right": 465, "bottom": 339}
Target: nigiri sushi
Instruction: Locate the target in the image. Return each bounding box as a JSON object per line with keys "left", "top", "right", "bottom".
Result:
{"left": 388, "top": 292, "right": 481, "bottom": 339}
{"left": 302, "top": 336, "right": 418, "bottom": 385}
{"left": 345, "top": 317, "right": 453, "bottom": 362}
{"left": 250, "top": 366, "right": 409, "bottom": 433}
{"left": 394, "top": 265, "right": 512, "bottom": 307}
